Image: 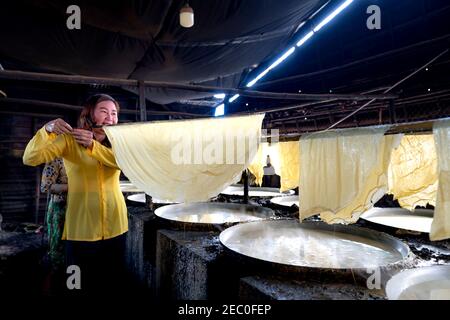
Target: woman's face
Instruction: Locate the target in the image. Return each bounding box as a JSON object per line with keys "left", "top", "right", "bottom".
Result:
{"left": 93, "top": 100, "right": 118, "bottom": 126}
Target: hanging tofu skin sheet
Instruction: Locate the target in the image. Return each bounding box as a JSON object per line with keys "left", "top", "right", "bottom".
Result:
{"left": 388, "top": 134, "right": 438, "bottom": 210}
{"left": 431, "top": 120, "right": 450, "bottom": 241}
{"left": 299, "top": 126, "right": 399, "bottom": 224}
{"left": 104, "top": 114, "right": 265, "bottom": 202}
{"left": 279, "top": 141, "right": 300, "bottom": 192}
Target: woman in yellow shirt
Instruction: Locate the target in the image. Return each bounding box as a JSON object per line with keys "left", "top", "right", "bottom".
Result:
{"left": 23, "top": 94, "right": 128, "bottom": 294}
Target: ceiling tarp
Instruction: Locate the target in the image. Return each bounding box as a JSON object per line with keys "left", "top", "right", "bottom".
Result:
{"left": 0, "top": 0, "right": 326, "bottom": 103}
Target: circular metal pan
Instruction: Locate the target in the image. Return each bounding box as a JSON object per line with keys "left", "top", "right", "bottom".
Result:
{"left": 220, "top": 219, "right": 410, "bottom": 270}
{"left": 127, "top": 193, "right": 176, "bottom": 205}
{"left": 270, "top": 195, "right": 299, "bottom": 208}
{"left": 154, "top": 202, "right": 275, "bottom": 227}
{"left": 360, "top": 207, "right": 433, "bottom": 233}
{"left": 220, "top": 185, "right": 294, "bottom": 198}
{"left": 386, "top": 265, "right": 450, "bottom": 300}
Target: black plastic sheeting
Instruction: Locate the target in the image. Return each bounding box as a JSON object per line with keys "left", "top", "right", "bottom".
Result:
{"left": 0, "top": 0, "right": 326, "bottom": 104}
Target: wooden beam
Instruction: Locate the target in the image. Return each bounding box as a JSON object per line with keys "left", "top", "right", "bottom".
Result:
{"left": 0, "top": 110, "right": 62, "bottom": 118}
{"left": 0, "top": 97, "right": 81, "bottom": 111}
{"left": 243, "top": 170, "right": 249, "bottom": 204}
{"left": 0, "top": 97, "right": 209, "bottom": 117}
{"left": 265, "top": 89, "right": 450, "bottom": 124}
{"left": 275, "top": 117, "right": 449, "bottom": 140}
{"left": 389, "top": 100, "right": 396, "bottom": 124}
{"left": 138, "top": 80, "right": 147, "bottom": 121}
{"left": 0, "top": 70, "right": 134, "bottom": 86}
{"left": 31, "top": 118, "right": 40, "bottom": 224}
{"left": 0, "top": 70, "right": 398, "bottom": 101}
{"left": 232, "top": 99, "right": 339, "bottom": 116}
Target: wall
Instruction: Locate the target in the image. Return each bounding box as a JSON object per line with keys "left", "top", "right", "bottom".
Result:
{"left": 0, "top": 114, "right": 48, "bottom": 224}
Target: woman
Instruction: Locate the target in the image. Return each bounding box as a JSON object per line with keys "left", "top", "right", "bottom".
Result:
{"left": 41, "top": 157, "right": 68, "bottom": 270}
{"left": 23, "top": 94, "right": 128, "bottom": 294}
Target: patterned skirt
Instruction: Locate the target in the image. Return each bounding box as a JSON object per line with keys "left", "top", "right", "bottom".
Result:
{"left": 46, "top": 199, "right": 66, "bottom": 269}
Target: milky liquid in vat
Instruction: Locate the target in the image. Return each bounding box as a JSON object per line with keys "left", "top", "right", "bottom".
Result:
{"left": 172, "top": 212, "right": 264, "bottom": 224}
{"left": 221, "top": 186, "right": 293, "bottom": 197}
{"left": 398, "top": 280, "right": 450, "bottom": 300}
{"left": 157, "top": 203, "right": 273, "bottom": 224}
{"left": 127, "top": 193, "right": 175, "bottom": 204}
{"left": 225, "top": 227, "right": 403, "bottom": 268}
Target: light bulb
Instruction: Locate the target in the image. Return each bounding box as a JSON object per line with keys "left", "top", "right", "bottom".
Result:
{"left": 180, "top": 4, "right": 194, "bottom": 28}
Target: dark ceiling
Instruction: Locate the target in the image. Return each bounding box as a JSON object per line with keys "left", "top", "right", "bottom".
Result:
{"left": 0, "top": 0, "right": 449, "bottom": 135}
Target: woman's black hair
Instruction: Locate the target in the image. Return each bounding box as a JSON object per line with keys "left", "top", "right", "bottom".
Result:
{"left": 78, "top": 93, "right": 119, "bottom": 147}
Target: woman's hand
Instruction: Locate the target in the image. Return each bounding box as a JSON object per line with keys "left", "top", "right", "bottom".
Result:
{"left": 72, "top": 129, "right": 94, "bottom": 148}
{"left": 92, "top": 127, "right": 107, "bottom": 143}
{"left": 45, "top": 118, "right": 73, "bottom": 135}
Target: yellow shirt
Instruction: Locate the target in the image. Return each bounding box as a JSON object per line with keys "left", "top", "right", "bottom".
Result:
{"left": 23, "top": 126, "right": 128, "bottom": 241}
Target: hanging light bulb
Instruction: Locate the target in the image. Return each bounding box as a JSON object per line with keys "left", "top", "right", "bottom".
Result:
{"left": 180, "top": 3, "right": 194, "bottom": 28}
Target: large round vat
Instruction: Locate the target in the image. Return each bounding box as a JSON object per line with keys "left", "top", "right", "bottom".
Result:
{"left": 154, "top": 202, "right": 275, "bottom": 230}
{"left": 270, "top": 195, "right": 299, "bottom": 208}
{"left": 219, "top": 219, "right": 412, "bottom": 283}
{"left": 120, "top": 181, "right": 142, "bottom": 193}
{"left": 360, "top": 207, "right": 433, "bottom": 233}
{"left": 386, "top": 265, "right": 450, "bottom": 300}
